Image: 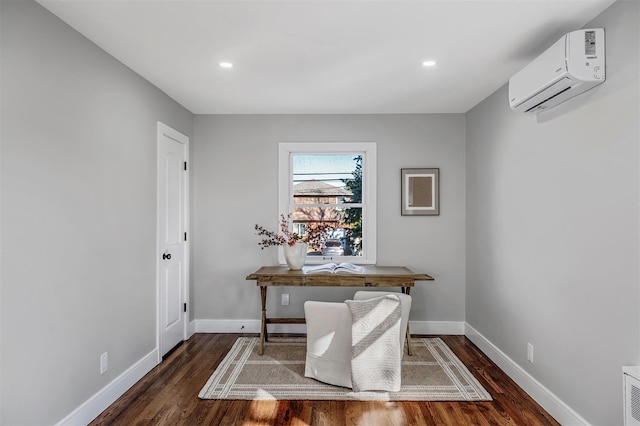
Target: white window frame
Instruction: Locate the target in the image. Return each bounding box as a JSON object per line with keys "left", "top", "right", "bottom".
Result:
{"left": 278, "top": 142, "right": 377, "bottom": 265}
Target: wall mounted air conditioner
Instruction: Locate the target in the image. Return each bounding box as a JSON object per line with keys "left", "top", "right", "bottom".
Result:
{"left": 509, "top": 28, "right": 605, "bottom": 113}
{"left": 624, "top": 366, "right": 640, "bottom": 425}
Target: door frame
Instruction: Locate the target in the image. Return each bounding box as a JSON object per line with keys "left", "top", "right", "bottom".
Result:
{"left": 156, "top": 121, "right": 190, "bottom": 362}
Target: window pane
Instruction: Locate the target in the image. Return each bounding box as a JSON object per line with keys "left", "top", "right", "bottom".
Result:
{"left": 299, "top": 207, "right": 361, "bottom": 257}
{"left": 292, "top": 154, "right": 361, "bottom": 204}
{"left": 291, "top": 152, "right": 363, "bottom": 259}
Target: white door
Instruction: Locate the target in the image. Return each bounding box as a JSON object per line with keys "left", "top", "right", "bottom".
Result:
{"left": 157, "top": 122, "right": 189, "bottom": 358}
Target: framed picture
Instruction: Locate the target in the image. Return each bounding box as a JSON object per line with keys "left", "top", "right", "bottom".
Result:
{"left": 401, "top": 168, "right": 439, "bottom": 216}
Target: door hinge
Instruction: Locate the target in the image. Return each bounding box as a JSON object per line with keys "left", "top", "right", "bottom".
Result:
{"left": 183, "top": 303, "right": 187, "bottom": 313}
{"left": 184, "top": 161, "right": 187, "bottom": 171}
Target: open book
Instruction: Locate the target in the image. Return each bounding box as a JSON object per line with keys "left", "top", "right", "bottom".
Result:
{"left": 303, "top": 262, "right": 365, "bottom": 274}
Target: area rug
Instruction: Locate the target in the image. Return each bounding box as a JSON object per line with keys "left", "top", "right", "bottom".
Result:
{"left": 198, "top": 337, "right": 492, "bottom": 401}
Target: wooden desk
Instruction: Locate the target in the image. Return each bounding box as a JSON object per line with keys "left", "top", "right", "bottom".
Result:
{"left": 245, "top": 265, "right": 434, "bottom": 355}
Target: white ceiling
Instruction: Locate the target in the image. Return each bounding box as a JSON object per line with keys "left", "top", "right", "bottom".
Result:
{"left": 36, "top": 0, "right": 616, "bottom": 114}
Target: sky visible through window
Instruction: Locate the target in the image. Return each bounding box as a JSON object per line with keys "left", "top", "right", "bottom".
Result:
{"left": 292, "top": 154, "right": 357, "bottom": 187}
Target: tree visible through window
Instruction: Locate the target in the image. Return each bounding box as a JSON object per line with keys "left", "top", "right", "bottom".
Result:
{"left": 342, "top": 155, "right": 362, "bottom": 255}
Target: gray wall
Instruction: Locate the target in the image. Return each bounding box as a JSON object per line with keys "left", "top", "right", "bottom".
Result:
{"left": 192, "top": 114, "right": 466, "bottom": 323}
{"left": 3, "top": 0, "right": 638, "bottom": 424}
{"left": 465, "top": 1, "right": 639, "bottom": 424}
{"left": 0, "top": 1, "right": 193, "bottom": 424}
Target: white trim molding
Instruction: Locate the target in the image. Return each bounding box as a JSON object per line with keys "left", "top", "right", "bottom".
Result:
{"left": 410, "top": 320, "right": 465, "bottom": 335}
{"left": 464, "top": 323, "right": 590, "bottom": 426}
{"left": 188, "top": 319, "right": 197, "bottom": 338}
{"left": 195, "top": 319, "right": 297, "bottom": 334}
{"left": 278, "top": 142, "right": 378, "bottom": 265}
{"left": 55, "top": 349, "right": 159, "bottom": 426}
{"left": 59, "top": 320, "right": 581, "bottom": 426}
{"left": 194, "top": 319, "right": 465, "bottom": 336}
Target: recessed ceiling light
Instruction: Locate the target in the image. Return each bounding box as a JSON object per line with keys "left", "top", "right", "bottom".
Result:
{"left": 219, "top": 62, "right": 233, "bottom": 69}
{"left": 422, "top": 60, "right": 437, "bottom": 67}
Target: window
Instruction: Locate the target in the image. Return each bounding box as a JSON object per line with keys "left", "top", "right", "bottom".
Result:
{"left": 278, "top": 142, "right": 377, "bottom": 264}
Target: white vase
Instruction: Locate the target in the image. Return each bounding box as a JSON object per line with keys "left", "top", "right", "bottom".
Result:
{"left": 283, "top": 242, "right": 308, "bottom": 270}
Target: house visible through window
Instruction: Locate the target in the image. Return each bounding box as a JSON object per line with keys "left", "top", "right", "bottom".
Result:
{"left": 278, "top": 143, "right": 377, "bottom": 264}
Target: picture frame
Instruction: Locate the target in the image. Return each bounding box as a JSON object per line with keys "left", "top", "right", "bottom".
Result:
{"left": 401, "top": 168, "right": 439, "bottom": 216}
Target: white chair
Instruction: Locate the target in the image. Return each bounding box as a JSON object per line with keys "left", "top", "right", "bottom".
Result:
{"left": 304, "top": 291, "right": 412, "bottom": 391}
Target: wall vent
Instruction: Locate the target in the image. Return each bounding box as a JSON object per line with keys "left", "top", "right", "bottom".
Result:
{"left": 624, "top": 367, "right": 640, "bottom": 425}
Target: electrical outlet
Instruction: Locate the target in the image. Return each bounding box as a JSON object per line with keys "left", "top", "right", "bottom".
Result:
{"left": 527, "top": 343, "right": 534, "bottom": 364}
{"left": 100, "top": 352, "right": 108, "bottom": 374}
{"left": 281, "top": 293, "right": 289, "bottom": 306}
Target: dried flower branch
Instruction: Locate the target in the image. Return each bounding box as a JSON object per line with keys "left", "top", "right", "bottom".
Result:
{"left": 254, "top": 214, "right": 331, "bottom": 250}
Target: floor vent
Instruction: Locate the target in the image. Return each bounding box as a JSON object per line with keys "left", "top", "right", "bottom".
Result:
{"left": 624, "top": 367, "right": 640, "bottom": 425}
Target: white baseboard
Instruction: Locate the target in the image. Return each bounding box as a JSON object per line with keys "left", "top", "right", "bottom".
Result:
{"left": 55, "top": 349, "right": 159, "bottom": 426}
{"left": 194, "top": 319, "right": 465, "bottom": 335}
{"left": 194, "top": 319, "right": 302, "bottom": 334}
{"left": 464, "top": 323, "right": 589, "bottom": 426}
{"left": 410, "top": 320, "right": 465, "bottom": 335}
{"left": 55, "top": 320, "right": 580, "bottom": 426}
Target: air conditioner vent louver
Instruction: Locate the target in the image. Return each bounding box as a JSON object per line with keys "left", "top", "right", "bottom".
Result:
{"left": 624, "top": 367, "right": 640, "bottom": 425}
{"left": 632, "top": 383, "right": 640, "bottom": 422}
{"left": 524, "top": 86, "right": 573, "bottom": 113}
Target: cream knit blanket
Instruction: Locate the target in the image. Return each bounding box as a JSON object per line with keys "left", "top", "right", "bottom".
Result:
{"left": 345, "top": 295, "right": 402, "bottom": 392}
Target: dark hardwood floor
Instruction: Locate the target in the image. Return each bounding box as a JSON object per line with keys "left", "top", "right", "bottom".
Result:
{"left": 90, "top": 334, "right": 559, "bottom": 425}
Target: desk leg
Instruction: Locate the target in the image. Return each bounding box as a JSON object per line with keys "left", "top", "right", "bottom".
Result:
{"left": 259, "top": 286, "right": 267, "bottom": 355}
{"left": 403, "top": 286, "right": 413, "bottom": 356}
